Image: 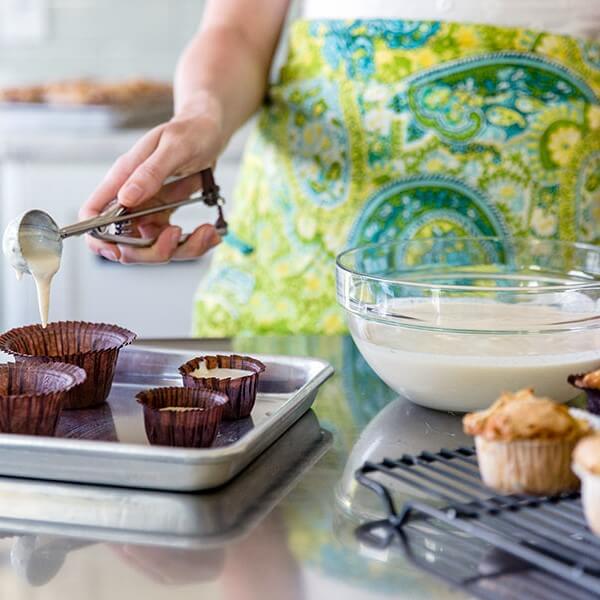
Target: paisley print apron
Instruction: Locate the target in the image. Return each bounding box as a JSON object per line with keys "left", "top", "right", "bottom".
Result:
{"left": 193, "top": 20, "right": 600, "bottom": 336}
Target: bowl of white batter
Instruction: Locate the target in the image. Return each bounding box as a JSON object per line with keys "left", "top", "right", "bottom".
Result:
{"left": 336, "top": 238, "right": 600, "bottom": 411}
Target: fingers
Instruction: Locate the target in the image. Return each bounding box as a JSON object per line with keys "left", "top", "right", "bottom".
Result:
{"left": 81, "top": 111, "right": 221, "bottom": 223}
{"left": 90, "top": 223, "right": 220, "bottom": 265}
{"left": 136, "top": 222, "right": 164, "bottom": 240}
{"left": 117, "top": 224, "right": 220, "bottom": 264}
{"left": 83, "top": 170, "right": 205, "bottom": 261}
{"left": 172, "top": 224, "right": 221, "bottom": 261}
{"left": 117, "top": 226, "right": 182, "bottom": 264}
{"left": 80, "top": 126, "right": 164, "bottom": 220}
{"left": 86, "top": 237, "right": 123, "bottom": 262}
{"left": 117, "top": 121, "right": 211, "bottom": 209}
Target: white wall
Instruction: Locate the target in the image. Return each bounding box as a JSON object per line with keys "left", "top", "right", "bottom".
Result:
{"left": 0, "top": 0, "right": 206, "bottom": 85}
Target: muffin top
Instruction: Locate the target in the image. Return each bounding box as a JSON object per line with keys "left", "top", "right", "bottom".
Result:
{"left": 572, "top": 369, "right": 600, "bottom": 390}
{"left": 574, "top": 434, "right": 600, "bottom": 475}
{"left": 463, "top": 388, "right": 590, "bottom": 442}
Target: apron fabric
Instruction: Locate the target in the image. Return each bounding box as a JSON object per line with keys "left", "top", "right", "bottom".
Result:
{"left": 193, "top": 20, "right": 600, "bottom": 337}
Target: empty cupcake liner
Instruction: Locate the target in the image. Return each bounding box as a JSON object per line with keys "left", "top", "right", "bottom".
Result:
{"left": 568, "top": 373, "right": 600, "bottom": 415}
{"left": 179, "top": 354, "right": 266, "bottom": 420}
{"left": 136, "top": 386, "right": 229, "bottom": 448}
{"left": 0, "top": 321, "right": 136, "bottom": 410}
{"left": 475, "top": 436, "right": 581, "bottom": 496}
{"left": 0, "top": 362, "right": 86, "bottom": 436}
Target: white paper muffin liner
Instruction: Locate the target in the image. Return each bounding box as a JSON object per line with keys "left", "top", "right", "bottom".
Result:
{"left": 475, "top": 436, "right": 580, "bottom": 495}
{"left": 573, "top": 464, "right": 600, "bottom": 536}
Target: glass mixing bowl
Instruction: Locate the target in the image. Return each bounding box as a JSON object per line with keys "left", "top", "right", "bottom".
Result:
{"left": 336, "top": 238, "right": 600, "bottom": 411}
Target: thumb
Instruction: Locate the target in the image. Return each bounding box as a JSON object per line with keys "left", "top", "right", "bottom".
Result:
{"left": 118, "top": 137, "right": 187, "bottom": 208}
{"left": 117, "top": 155, "right": 172, "bottom": 208}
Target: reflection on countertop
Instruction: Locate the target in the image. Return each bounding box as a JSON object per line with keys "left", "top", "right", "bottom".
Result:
{"left": 0, "top": 335, "right": 468, "bottom": 599}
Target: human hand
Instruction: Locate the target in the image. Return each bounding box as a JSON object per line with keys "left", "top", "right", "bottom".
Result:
{"left": 80, "top": 107, "right": 225, "bottom": 264}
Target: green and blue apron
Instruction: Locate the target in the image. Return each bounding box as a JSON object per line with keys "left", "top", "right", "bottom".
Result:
{"left": 194, "top": 20, "right": 600, "bottom": 337}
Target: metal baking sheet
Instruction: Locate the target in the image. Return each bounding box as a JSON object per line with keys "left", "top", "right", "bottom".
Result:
{"left": 0, "top": 346, "right": 334, "bottom": 491}
{"left": 0, "top": 411, "right": 331, "bottom": 550}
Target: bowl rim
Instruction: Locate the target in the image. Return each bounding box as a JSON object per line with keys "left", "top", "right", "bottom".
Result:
{"left": 336, "top": 237, "right": 600, "bottom": 293}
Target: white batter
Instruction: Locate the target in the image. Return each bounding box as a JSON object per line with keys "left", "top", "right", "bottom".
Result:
{"left": 191, "top": 364, "right": 253, "bottom": 380}
{"left": 350, "top": 300, "right": 600, "bottom": 411}
{"left": 3, "top": 213, "right": 62, "bottom": 329}
{"left": 18, "top": 236, "right": 61, "bottom": 328}
{"left": 159, "top": 407, "right": 206, "bottom": 412}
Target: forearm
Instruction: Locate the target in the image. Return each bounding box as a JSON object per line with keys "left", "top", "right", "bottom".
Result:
{"left": 174, "top": 0, "right": 289, "bottom": 144}
{"left": 81, "top": 0, "right": 289, "bottom": 266}
{"left": 175, "top": 27, "right": 267, "bottom": 139}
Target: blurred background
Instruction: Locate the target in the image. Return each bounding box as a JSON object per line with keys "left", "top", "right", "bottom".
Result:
{"left": 0, "top": 0, "right": 263, "bottom": 337}
{"left": 0, "top": 0, "right": 202, "bottom": 84}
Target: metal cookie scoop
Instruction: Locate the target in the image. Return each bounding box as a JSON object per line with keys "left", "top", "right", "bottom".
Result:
{"left": 3, "top": 209, "right": 63, "bottom": 277}
{"left": 2, "top": 168, "right": 227, "bottom": 274}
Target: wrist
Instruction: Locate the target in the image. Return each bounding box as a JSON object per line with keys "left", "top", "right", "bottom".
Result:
{"left": 172, "top": 92, "right": 230, "bottom": 157}
{"left": 175, "top": 88, "right": 222, "bottom": 121}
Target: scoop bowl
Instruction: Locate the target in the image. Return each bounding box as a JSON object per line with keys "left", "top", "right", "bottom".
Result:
{"left": 2, "top": 210, "right": 62, "bottom": 276}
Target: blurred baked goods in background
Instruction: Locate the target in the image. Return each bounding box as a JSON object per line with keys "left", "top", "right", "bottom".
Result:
{"left": 0, "top": 84, "right": 47, "bottom": 103}
{"left": 0, "top": 78, "right": 173, "bottom": 130}
{"left": 0, "top": 78, "right": 172, "bottom": 107}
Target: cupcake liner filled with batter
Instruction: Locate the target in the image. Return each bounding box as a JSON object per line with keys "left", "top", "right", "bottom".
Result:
{"left": 136, "top": 386, "right": 228, "bottom": 448}
{"left": 179, "top": 354, "right": 266, "bottom": 420}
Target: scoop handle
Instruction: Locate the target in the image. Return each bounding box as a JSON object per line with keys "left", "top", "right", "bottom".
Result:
{"left": 59, "top": 195, "right": 205, "bottom": 239}
{"left": 60, "top": 169, "right": 225, "bottom": 239}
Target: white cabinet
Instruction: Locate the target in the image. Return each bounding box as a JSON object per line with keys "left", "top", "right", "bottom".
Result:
{"left": 0, "top": 125, "right": 249, "bottom": 337}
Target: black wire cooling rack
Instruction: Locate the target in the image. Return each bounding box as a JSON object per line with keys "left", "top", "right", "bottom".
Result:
{"left": 355, "top": 447, "right": 600, "bottom": 599}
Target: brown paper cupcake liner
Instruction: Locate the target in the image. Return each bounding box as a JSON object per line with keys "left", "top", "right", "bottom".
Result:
{"left": 475, "top": 436, "right": 580, "bottom": 496}
{"left": 568, "top": 373, "right": 600, "bottom": 415}
{"left": 136, "top": 386, "right": 228, "bottom": 448}
{"left": 179, "top": 354, "right": 266, "bottom": 420}
{"left": 573, "top": 465, "right": 600, "bottom": 536}
{"left": 0, "top": 362, "right": 86, "bottom": 436}
{"left": 0, "top": 321, "right": 136, "bottom": 410}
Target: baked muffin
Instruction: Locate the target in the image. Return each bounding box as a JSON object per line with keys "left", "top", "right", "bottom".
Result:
{"left": 463, "top": 388, "right": 590, "bottom": 495}
{"left": 573, "top": 434, "right": 600, "bottom": 536}
{"left": 568, "top": 369, "right": 600, "bottom": 415}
